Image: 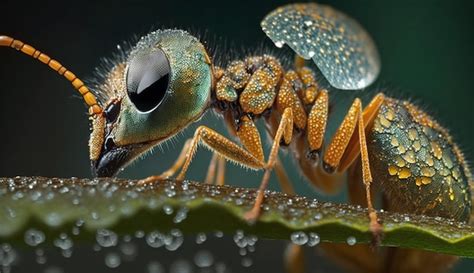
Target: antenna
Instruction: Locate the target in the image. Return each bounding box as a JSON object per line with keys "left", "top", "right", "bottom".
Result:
{"left": 0, "top": 35, "right": 103, "bottom": 116}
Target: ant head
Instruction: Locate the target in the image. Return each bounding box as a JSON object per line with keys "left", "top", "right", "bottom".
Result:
{"left": 90, "top": 29, "right": 213, "bottom": 177}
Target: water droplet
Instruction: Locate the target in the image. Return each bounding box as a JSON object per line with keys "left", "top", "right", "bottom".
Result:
{"left": 35, "top": 248, "right": 47, "bottom": 264}
{"left": 241, "top": 257, "right": 253, "bottom": 267}
{"left": 170, "top": 259, "right": 192, "bottom": 273}
{"left": 163, "top": 205, "right": 174, "bottom": 215}
{"left": 233, "top": 230, "right": 258, "bottom": 248}
{"left": 290, "top": 231, "right": 308, "bottom": 245}
{"left": 307, "top": 232, "right": 320, "bottom": 247}
{"left": 195, "top": 233, "right": 207, "bottom": 244}
{"left": 54, "top": 233, "right": 73, "bottom": 258}
{"left": 247, "top": 245, "right": 255, "bottom": 253}
{"left": 135, "top": 230, "right": 145, "bottom": 238}
{"left": 30, "top": 191, "right": 42, "bottom": 201}
{"left": 275, "top": 41, "right": 284, "bottom": 48}
{"left": 165, "top": 187, "right": 176, "bottom": 198}
{"left": 313, "top": 213, "right": 323, "bottom": 220}
{"left": 24, "top": 229, "right": 45, "bottom": 246}
{"left": 72, "top": 197, "right": 80, "bottom": 205}
{"left": 123, "top": 235, "right": 132, "bottom": 242}
{"left": 45, "top": 212, "right": 62, "bottom": 227}
{"left": 146, "top": 231, "right": 165, "bottom": 248}
{"left": 346, "top": 236, "right": 357, "bottom": 246}
{"left": 59, "top": 186, "right": 69, "bottom": 194}
{"left": 181, "top": 181, "right": 189, "bottom": 191}
{"left": 147, "top": 261, "right": 165, "bottom": 273}
{"left": 147, "top": 199, "right": 160, "bottom": 209}
{"left": 104, "top": 252, "right": 121, "bottom": 268}
{"left": 96, "top": 229, "right": 118, "bottom": 247}
{"left": 0, "top": 243, "right": 16, "bottom": 267}
{"left": 71, "top": 226, "right": 80, "bottom": 236}
{"left": 215, "top": 262, "right": 228, "bottom": 273}
{"left": 12, "top": 191, "right": 24, "bottom": 200}
{"left": 120, "top": 241, "right": 137, "bottom": 260}
{"left": 165, "top": 229, "right": 184, "bottom": 251}
{"left": 44, "top": 266, "right": 64, "bottom": 273}
{"left": 194, "top": 250, "right": 214, "bottom": 268}
{"left": 93, "top": 244, "right": 101, "bottom": 252}
{"left": 91, "top": 211, "right": 100, "bottom": 220}
{"left": 173, "top": 207, "right": 188, "bottom": 224}
{"left": 75, "top": 219, "right": 84, "bottom": 227}
{"left": 214, "top": 231, "right": 224, "bottom": 238}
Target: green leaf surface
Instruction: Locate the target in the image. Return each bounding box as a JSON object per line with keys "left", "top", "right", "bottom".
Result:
{"left": 0, "top": 177, "right": 473, "bottom": 257}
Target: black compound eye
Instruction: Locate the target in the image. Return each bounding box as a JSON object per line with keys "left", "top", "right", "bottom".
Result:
{"left": 126, "top": 48, "right": 170, "bottom": 113}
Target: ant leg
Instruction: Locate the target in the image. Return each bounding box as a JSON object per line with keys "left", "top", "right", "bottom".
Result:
{"left": 205, "top": 153, "right": 226, "bottom": 185}
{"left": 204, "top": 153, "right": 219, "bottom": 184}
{"left": 236, "top": 115, "right": 264, "bottom": 162}
{"left": 244, "top": 107, "right": 294, "bottom": 221}
{"left": 138, "top": 139, "right": 192, "bottom": 185}
{"left": 322, "top": 95, "right": 385, "bottom": 242}
{"left": 355, "top": 102, "right": 383, "bottom": 243}
{"left": 334, "top": 94, "right": 385, "bottom": 242}
{"left": 323, "top": 99, "right": 361, "bottom": 172}
{"left": 176, "top": 126, "right": 265, "bottom": 181}
{"left": 294, "top": 55, "right": 306, "bottom": 70}
{"left": 216, "top": 156, "right": 226, "bottom": 186}
{"left": 307, "top": 90, "right": 329, "bottom": 154}
{"left": 274, "top": 157, "right": 295, "bottom": 195}
{"left": 284, "top": 243, "right": 305, "bottom": 273}
{"left": 338, "top": 93, "right": 385, "bottom": 171}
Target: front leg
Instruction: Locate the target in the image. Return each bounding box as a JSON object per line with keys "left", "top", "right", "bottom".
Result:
{"left": 176, "top": 126, "right": 265, "bottom": 180}
{"left": 138, "top": 139, "right": 192, "bottom": 185}
{"left": 175, "top": 108, "right": 294, "bottom": 222}
{"left": 244, "top": 107, "right": 294, "bottom": 221}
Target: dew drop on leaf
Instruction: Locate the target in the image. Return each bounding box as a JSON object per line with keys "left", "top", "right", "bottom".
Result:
{"left": 96, "top": 229, "right": 118, "bottom": 248}
{"left": 346, "top": 236, "right": 357, "bottom": 246}
{"left": 104, "top": 252, "right": 121, "bottom": 268}
{"left": 194, "top": 249, "right": 214, "bottom": 268}
{"left": 290, "top": 231, "right": 308, "bottom": 245}
{"left": 307, "top": 232, "right": 320, "bottom": 247}
{"left": 24, "top": 229, "right": 45, "bottom": 247}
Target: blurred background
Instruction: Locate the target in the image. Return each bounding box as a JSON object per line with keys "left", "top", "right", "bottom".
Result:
{"left": 1, "top": 0, "right": 473, "bottom": 272}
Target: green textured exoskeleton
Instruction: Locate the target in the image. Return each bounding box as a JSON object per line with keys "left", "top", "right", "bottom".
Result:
{"left": 90, "top": 30, "right": 213, "bottom": 176}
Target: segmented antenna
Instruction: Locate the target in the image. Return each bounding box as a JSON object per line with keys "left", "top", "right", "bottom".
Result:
{"left": 0, "top": 35, "right": 102, "bottom": 115}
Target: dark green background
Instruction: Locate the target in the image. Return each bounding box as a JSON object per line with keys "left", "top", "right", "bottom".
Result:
{"left": 1, "top": 0, "right": 473, "bottom": 272}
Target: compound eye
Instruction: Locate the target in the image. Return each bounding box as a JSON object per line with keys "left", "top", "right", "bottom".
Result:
{"left": 126, "top": 48, "right": 170, "bottom": 113}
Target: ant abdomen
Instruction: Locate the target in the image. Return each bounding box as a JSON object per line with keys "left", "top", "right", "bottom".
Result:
{"left": 367, "top": 98, "right": 472, "bottom": 222}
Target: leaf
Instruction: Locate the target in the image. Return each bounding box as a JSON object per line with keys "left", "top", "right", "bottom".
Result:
{"left": 0, "top": 177, "right": 473, "bottom": 257}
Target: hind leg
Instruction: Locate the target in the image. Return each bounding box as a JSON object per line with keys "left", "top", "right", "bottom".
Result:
{"left": 322, "top": 95, "right": 385, "bottom": 241}
{"left": 204, "top": 153, "right": 226, "bottom": 186}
